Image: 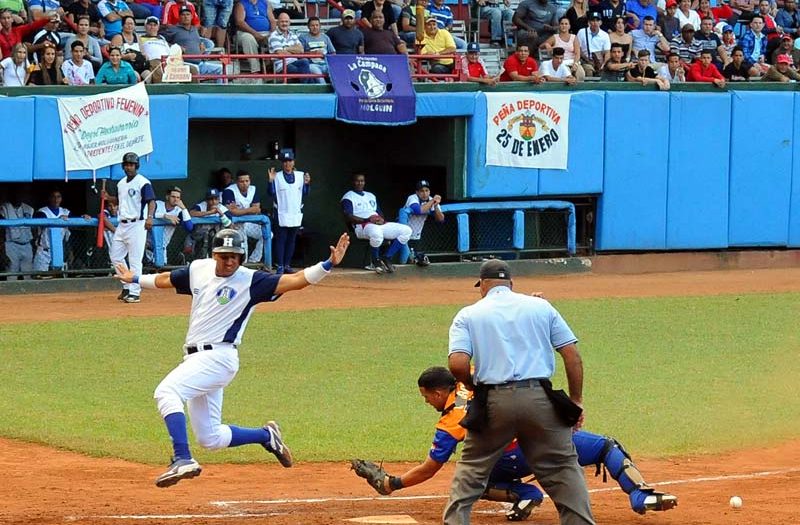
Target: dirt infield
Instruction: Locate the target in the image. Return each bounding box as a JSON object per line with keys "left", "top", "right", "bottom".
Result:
{"left": 2, "top": 267, "right": 799, "bottom": 525}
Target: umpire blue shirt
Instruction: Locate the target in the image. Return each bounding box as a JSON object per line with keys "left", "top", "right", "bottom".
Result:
{"left": 448, "top": 286, "right": 578, "bottom": 385}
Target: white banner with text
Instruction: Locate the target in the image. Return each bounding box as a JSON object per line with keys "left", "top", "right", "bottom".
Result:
{"left": 58, "top": 83, "right": 153, "bottom": 172}
{"left": 485, "top": 93, "right": 571, "bottom": 170}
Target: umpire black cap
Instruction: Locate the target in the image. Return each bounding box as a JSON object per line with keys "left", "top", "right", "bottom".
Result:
{"left": 122, "top": 152, "right": 140, "bottom": 167}
{"left": 474, "top": 259, "right": 511, "bottom": 287}
{"left": 212, "top": 228, "right": 247, "bottom": 260}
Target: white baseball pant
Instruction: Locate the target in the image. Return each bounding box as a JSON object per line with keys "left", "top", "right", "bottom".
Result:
{"left": 4, "top": 241, "right": 33, "bottom": 276}
{"left": 110, "top": 221, "right": 147, "bottom": 296}
{"left": 154, "top": 345, "right": 239, "bottom": 450}
{"left": 355, "top": 222, "right": 412, "bottom": 248}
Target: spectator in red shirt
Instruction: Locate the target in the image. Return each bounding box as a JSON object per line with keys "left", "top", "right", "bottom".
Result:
{"left": 499, "top": 43, "right": 542, "bottom": 82}
{"left": 162, "top": 0, "right": 199, "bottom": 26}
{"left": 462, "top": 41, "right": 498, "bottom": 85}
{"left": 0, "top": 8, "right": 54, "bottom": 58}
{"left": 686, "top": 48, "right": 726, "bottom": 86}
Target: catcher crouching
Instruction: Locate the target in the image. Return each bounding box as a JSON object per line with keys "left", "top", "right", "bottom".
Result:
{"left": 351, "top": 367, "right": 677, "bottom": 521}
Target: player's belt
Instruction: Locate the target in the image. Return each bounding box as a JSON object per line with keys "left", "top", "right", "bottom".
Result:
{"left": 185, "top": 343, "right": 238, "bottom": 355}
{"left": 120, "top": 218, "right": 139, "bottom": 224}
{"left": 486, "top": 378, "right": 543, "bottom": 390}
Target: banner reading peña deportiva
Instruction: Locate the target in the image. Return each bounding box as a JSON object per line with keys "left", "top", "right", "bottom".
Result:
{"left": 485, "top": 93, "right": 571, "bottom": 170}
{"left": 58, "top": 83, "right": 153, "bottom": 172}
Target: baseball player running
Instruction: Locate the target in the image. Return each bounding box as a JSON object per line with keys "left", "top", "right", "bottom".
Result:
{"left": 114, "top": 228, "right": 350, "bottom": 488}
{"left": 104, "top": 152, "right": 156, "bottom": 303}
{"left": 352, "top": 367, "right": 677, "bottom": 521}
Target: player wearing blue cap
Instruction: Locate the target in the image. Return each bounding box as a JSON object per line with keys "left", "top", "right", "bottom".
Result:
{"left": 403, "top": 179, "right": 444, "bottom": 266}
{"left": 267, "top": 149, "right": 310, "bottom": 274}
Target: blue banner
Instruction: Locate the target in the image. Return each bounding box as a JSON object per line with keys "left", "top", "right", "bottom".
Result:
{"left": 327, "top": 55, "right": 416, "bottom": 126}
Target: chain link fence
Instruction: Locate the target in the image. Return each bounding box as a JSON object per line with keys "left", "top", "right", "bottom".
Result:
{"left": 0, "top": 216, "right": 271, "bottom": 280}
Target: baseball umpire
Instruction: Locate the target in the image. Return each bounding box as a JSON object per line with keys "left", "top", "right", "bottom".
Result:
{"left": 352, "top": 367, "right": 677, "bottom": 521}
{"left": 105, "top": 152, "right": 156, "bottom": 303}
{"left": 114, "top": 228, "right": 350, "bottom": 488}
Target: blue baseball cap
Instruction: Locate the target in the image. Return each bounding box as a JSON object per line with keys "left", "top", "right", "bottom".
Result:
{"left": 206, "top": 188, "right": 220, "bottom": 199}
{"left": 280, "top": 149, "right": 294, "bottom": 161}
{"left": 467, "top": 42, "right": 480, "bottom": 53}
{"left": 416, "top": 179, "right": 430, "bottom": 190}
{"left": 722, "top": 24, "right": 734, "bottom": 32}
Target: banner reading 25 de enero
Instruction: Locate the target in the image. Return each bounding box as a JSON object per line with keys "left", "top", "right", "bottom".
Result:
{"left": 485, "top": 92, "right": 571, "bottom": 170}
{"left": 58, "top": 83, "right": 153, "bottom": 172}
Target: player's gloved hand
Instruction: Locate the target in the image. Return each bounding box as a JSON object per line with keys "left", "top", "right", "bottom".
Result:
{"left": 350, "top": 459, "right": 394, "bottom": 496}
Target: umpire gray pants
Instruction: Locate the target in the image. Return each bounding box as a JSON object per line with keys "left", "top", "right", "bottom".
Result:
{"left": 442, "top": 382, "right": 595, "bottom": 525}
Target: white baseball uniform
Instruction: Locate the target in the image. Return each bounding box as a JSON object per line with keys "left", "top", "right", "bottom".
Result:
{"left": 33, "top": 205, "right": 71, "bottom": 272}
{"left": 151, "top": 200, "right": 193, "bottom": 265}
{"left": 154, "top": 259, "right": 281, "bottom": 449}
{"left": 0, "top": 201, "right": 34, "bottom": 276}
{"left": 341, "top": 190, "right": 412, "bottom": 248}
{"left": 110, "top": 173, "right": 155, "bottom": 296}
{"left": 404, "top": 193, "right": 442, "bottom": 241}
{"left": 222, "top": 186, "right": 263, "bottom": 263}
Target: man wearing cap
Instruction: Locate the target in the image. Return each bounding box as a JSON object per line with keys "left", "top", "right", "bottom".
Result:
{"left": 776, "top": 0, "right": 800, "bottom": 39}
{"left": 658, "top": 0, "right": 680, "bottom": 39}
{"left": 770, "top": 34, "right": 800, "bottom": 64}
{"left": 695, "top": 16, "right": 728, "bottom": 69}
{"left": 140, "top": 16, "right": 171, "bottom": 82}
{"left": 189, "top": 188, "right": 233, "bottom": 259}
{"left": 416, "top": 12, "right": 456, "bottom": 74}
{"left": 162, "top": 0, "right": 199, "bottom": 27}
{"left": 402, "top": 180, "right": 443, "bottom": 267}
{"left": 577, "top": 12, "right": 611, "bottom": 76}
{"left": 97, "top": 0, "right": 133, "bottom": 38}
{"left": 443, "top": 259, "right": 595, "bottom": 525}
{"left": 762, "top": 52, "right": 800, "bottom": 79}
{"left": 462, "top": 41, "right": 498, "bottom": 84}
{"left": 423, "top": 0, "right": 467, "bottom": 50}
{"left": 267, "top": 150, "right": 310, "bottom": 274}
{"left": 233, "top": 0, "right": 273, "bottom": 78}
{"left": 362, "top": 10, "right": 407, "bottom": 53}
{"left": 327, "top": 9, "right": 365, "bottom": 54}
{"left": 513, "top": 0, "right": 558, "bottom": 50}
{"left": 669, "top": 23, "right": 702, "bottom": 63}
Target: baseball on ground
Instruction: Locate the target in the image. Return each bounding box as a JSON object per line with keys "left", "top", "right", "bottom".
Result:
{"left": 729, "top": 496, "right": 743, "bottom": 509}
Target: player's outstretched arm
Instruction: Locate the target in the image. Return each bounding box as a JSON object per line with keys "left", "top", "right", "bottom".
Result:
{"left": 274, "top": 232, "right": 350, "bottom": 295}
{"left": 114, "top": 263, "right": 174, "bottom": 289}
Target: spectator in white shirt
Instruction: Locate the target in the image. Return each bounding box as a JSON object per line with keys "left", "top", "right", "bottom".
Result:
{"left": 62, "top": 40, "right": 95, "bottom": 84}
{"left": 540, "top": 46, "right": 578, "bottom": 83}
{"left": 578, "top": 12, "right": 611, "bottom": 75}
{"left": 657, "top": 51, "right": 686, "bottom": 81}
{"left": 675, "top": 0, "right": 700, "bottom": 30}
{"left": 0, "top": 43, "right": 29, "bottom": 86}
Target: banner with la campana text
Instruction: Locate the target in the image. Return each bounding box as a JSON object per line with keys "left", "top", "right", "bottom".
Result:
{"left": 485, "top": 93, "right": 571, "bottom": 170}
{"left": 327, "top": 55, "right": 416, "bottom": 126}
{"left": 58, "top": 83, "right": 153, "bottom": 172}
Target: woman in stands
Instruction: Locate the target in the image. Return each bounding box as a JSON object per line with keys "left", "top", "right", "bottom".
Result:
{"left": 541, "top": 16, "right": 585, "bottom": 80}
{"left": 63, "top": 15, "right": 103, "bottom": 72}
{"left": 27, "top": 42, "right": 65, "bottom": 85}
{"left": 95, "top": 46, "right": 139, "bottom": 84}
{"left": 565, "top": 0, "right": 588, "bottom": 32}
{"left": 609, "top": 16, "right": 633, "bottom": 61}
{"left": 116, "top": 16, "right": 148, "bottom": 74}
{"left": 0, "top": 43, "right": 29, "bottom": 86}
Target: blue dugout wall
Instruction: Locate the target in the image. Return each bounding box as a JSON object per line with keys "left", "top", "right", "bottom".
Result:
{"left": 2, "top": 89, "right": 799, "bottom": 250}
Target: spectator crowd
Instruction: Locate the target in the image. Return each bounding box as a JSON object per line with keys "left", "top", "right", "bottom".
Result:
{"left": 3, "top": 0, "right": 800, "bottom": 85}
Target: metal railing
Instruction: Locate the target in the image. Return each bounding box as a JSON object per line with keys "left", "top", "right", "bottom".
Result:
{"left": 0, "top": 215, "right": 271, "bottom": 280}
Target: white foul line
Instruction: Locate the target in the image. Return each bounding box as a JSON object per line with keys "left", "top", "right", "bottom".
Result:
{"left": 65, "top": 466, "right": 800, "bottom": 521}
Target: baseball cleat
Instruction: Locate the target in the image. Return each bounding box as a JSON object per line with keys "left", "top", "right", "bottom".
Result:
{"left": 263, "top": 420, "right": 293, "bottom": 467}
{"left": 117, "top": 289, "right": 129, "bottom": 301}
{"left": 123, "top": 294, "right": 141, "bottom": 303}
{"left": 155, "top": 458, "right": 202, "bottom": 488}
{"left": 415, "top": 254, "right": 431, "bottom": 267}
{"left": 642, "top": 492, "right": 678, "bottom": 513}
{"left": 506, "top": 498, "right": 542, "bottom": 521}
{"left": 365, "top": 263, "right": 385, "bottom": 275}
{"left": 379, "top": 257, "right": 395, "bottom": 273}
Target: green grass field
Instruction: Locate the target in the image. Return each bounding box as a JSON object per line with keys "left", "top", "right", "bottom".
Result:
{"left": 1, "top": 292, "right": 798, "bottom": 466}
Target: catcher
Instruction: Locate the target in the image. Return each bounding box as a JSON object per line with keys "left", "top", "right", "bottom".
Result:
{"left": 352, "top": 366, "right": 677, "bottom": 521}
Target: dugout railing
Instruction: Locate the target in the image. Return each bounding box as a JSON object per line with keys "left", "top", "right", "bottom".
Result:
{"left": 0, "top": 215, "right": 272, "bottom": 280}
{"left": 397, "top": 200, "right": 577, "bottom": 263}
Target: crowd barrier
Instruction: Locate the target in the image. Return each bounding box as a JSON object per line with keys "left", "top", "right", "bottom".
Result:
{"left": 0, "top": 215, "right": 271, "bottom": 279}
{"left": 397, "top": 200, "right": 576, "bottom": 262}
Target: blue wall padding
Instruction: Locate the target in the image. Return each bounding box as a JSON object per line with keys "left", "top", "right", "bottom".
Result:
{"left": 728, "top": 91, "right": 794, "bottom": 246}
{"left": 416, "top": 92, "right": 476, "bottom": 116}
{"left": 788, "top": 93, "right": 800, "bottom": 247}
{"left": 0, "top": 97, "right": 34, "bottom": 182}
{"left": 457, "top": 212, "right": 469, "bottom": 252}
{"left": 466, "top": 92, "right": 539, "bottom": 198}
{"left": 538, "top": 91, "right": 605, "bottom": 196}
{"left": 188, "top": 94, "right": 337, "bottom": 119}
{"left": 513, "top": 210, "right": 525, "bottom": 249}
{"left": 596, "top": 92, "right": 670, "bottom": 250}
{"left": 666, "top": 92, "right": 731, "bottom": 249}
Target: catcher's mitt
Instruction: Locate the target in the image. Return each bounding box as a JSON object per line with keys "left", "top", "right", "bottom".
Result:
{"left": 350, "top": 459, "right": 391, "bottom": 495}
